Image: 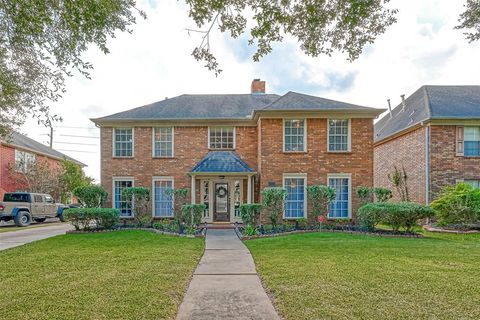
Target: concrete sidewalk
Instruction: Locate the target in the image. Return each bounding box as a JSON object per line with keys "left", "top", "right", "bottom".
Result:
{"left": 0, "top": 223, "right": 72, "bottom": 251}
{"left": 176, "top": 229, "right": 280, "bottom": 320}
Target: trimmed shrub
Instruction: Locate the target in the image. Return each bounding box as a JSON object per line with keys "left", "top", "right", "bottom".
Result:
{"left": 307, "top": 185, "right": 336, "bottom": 223}
{"left": 430, "top": 183, "right": 480, "bottom": 226}
{"left": 122, "top": 187, "right": 150, "bottom": 226}
{"left": 181, "top": 204, "right": 206, "bottom": 234}
{"left": 358, "top": 202, "right": 434, "bottom": 232}
{"left": 240, "top": 204, "right": 262, "bottom": 227}
{"left": 261, "top": 187, "right": 286, "bottom": 227}
{"left": 374, "top": 187, "right": 393, "bottom": 202}
{"left": 64, "top": 208, "right": 120, "bottom": 231}
{"left": 73, "top": 185, "right": 108, "bottom": 208}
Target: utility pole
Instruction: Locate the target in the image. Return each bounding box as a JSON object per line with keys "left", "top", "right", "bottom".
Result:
{"left": 46, "top": 119, "right": 53, "bottom": 148}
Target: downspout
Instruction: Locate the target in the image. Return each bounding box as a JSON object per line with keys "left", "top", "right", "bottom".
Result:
{"left": 423, "top": 123, "right": 430, "bottom": 205}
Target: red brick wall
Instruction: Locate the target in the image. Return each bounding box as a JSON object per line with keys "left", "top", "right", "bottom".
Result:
{"left": 429, "top": 125, "right": 480, "bottom": 200}
{"left": 100, "top": 126, "right": 258, "bottom": 208}
{"left": 374, "top": 127, "right": 427, "bottom": 204}
{"left": 258, "top": 118, "right": 375, "bottom": 221}
{"left": 0, "top": 144, "right": 63, "bottom": 200}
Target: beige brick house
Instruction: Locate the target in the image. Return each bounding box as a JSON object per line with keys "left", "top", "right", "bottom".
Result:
{"left": 374, "top": 85, "right": 480, "bottom": 204}
{"left": 92, "top": 80, "right": 383, "bottom": 223}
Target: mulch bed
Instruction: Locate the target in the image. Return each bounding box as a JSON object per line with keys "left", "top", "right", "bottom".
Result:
{"left": 66, "top": 227, "right": 206, "bottom": 238}
{"left": 236, "top": 227, "right": 423, "bottom": 240}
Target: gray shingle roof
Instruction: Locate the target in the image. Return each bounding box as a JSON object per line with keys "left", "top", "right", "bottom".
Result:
{"left": 92, "top": 92, "right": 382, "bottom": 123}
{"left": 3, "top": 132, "right": 85, "bottom": 166}
{"left": 374, "top": 85, "right": 480, "bottom": 142}
{"left": 191, "top": 151, "right": 254, "bottom": 173}
{"left": 263, "top": 91, "right": 374, "bottom": 111}
{"left": 95, "top": 94, "right": 280, "bottom": 120}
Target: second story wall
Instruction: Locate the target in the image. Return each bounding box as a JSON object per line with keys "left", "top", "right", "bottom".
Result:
{"left": 100, "top": 125, "right": 258, "bottom": 207}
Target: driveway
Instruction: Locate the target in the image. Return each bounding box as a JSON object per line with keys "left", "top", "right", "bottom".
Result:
{"left": 0, "top": 223, "right": 73, "bottom": 251}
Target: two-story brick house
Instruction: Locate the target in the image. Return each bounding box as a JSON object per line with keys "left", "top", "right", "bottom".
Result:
{"left": 92, "top": 80, "right": 384, "bottom": 223}
{"left": 374, "top": 85, "right": 480, "bottom": 204}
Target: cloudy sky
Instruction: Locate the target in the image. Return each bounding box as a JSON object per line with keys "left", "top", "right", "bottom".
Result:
{"left": 21, "top": 0, "right": 480, "bottom": 181}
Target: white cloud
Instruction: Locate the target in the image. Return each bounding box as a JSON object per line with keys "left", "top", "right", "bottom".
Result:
{"left": 20, "top": 0, "right": 480, "bottom": 181}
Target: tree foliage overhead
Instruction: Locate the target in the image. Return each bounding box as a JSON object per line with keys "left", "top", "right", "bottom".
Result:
{"left": 186, "top": 0, "right": 398, "bottom": 74}
{"left": 0, "top": 0, "right": 145, "bottom": 136}
{"left": 456, "top": 0, "right": 480, "bottom": 42}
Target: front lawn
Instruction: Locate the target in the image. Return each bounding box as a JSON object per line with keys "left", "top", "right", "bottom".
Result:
{"left": 0, "top": 231, "right": 204, "bottom": 320}
{"left": 245, "top": 232, "right": 480, "bottom": 320}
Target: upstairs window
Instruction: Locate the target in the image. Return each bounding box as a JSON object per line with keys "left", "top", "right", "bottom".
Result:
{"left": 464, "top": 127, "right": 480, "bottom": 156}
{"left": 114, "top": 128, "right": 133, "bottom": 157}
{"left": 328, "top": 119, "right": 350, "bottom": 152}
{"left": 15, "top": 150, "right": 36, "bottom": 172}
{"left": 209, "top": 127, "right": 235, "bottom": 149}
{"left": 284, "top": 119, "right": 306, "bottom": 152}
{"left": 153, "top": 127, "right": 173, "bottom": 157}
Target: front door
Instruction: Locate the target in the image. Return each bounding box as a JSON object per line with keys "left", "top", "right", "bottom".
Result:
{"left": 214, "top": 182, "right": 229, "bottom": 222}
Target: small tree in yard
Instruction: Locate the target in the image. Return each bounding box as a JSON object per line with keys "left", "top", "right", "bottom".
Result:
{"left": 181, "top": 204, "right": 206, "bottom": 234}
{"left": 261, "top": 187, "right": 286, "bottom": 228}
{"left": 374, "top": 187, "right": 393, "bottom": 202}
{"left": 356, "top": 186, "right": 373, "bottom": 205}
{"left": 307, "top": 185, "right": 336, "bottom": 224}
{"left": 240, "top": 204, "right": 263, "bottom": 236}
{"left": 388, "top": 166, "right": 410, "bottom": 201}
{"left": 59, "top": 159, "right": 93, "bottom": 203}
{"left": 123, "top": 187, "right": 150, "bottom": 227}
{"left": 73, "top": 185, "right": 108, "bottom": 208}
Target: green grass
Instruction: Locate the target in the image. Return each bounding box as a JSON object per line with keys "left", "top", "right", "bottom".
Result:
{"left": 0, "top": 231, "right": 204, "bottom": 320}
{"left": 245, "top": 231, "right": 480, "bottom": 320}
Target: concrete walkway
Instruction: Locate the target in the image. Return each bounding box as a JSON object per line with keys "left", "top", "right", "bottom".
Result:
{"left": 0, "top": 223, "right": 72, "bottom": 251}
{"left": 176, "top": 229, "right": 280, "bottom": 320}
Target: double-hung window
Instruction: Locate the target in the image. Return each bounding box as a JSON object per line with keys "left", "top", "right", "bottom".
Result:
{"left": 209, "top": 127, "right": 235, "bottom": 149}
{"left": 113, "top": 178, "right": 133, "bottom": 216}
{"left": 15, "top": 150, "right": 36, "bottom": 172}
{"left": 284, "top": 174, "right": 306, "bottom": 218}
{"left": 153, "top": 178, "right": 174, "bottom": 217}
{"left": 328, "top": 119, "right": 350, "bottom": 152}
{"left": 328, "top": 174, "right": 351, "bottom": 218}
{"left": 114, "top": 128, "right": 133, "bottom": 157}
{"left": 284, "top": 119, "right": 306, "bottom": 152}
{"left": 464, "top": 127, "right": 480, "bottom": 156}
{"left": 153, "top": 127, "right": 173, "bottom": 157}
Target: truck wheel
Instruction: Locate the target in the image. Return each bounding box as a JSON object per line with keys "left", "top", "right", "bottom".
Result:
{"left": 14, "top": 211, "right": 32, "bottom": 227}
{"left": 34, "top": 218, "right": 46, "bottom": 223}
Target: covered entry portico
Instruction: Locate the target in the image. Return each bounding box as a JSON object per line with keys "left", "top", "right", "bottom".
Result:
{"left": 189, "top": 151, "right": 255, "bottom": 223}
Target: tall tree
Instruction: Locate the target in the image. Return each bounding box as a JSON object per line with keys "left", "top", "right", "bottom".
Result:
{"left": 456, "top": 0, "right": 480, "bottom": 42}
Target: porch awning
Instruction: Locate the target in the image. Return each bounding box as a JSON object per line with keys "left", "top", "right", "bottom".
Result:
{"left": 191, "top": 151, "right": 254, "bottom": 174}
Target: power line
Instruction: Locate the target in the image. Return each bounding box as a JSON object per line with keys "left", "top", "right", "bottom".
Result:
{"left": 56, "top": 149, "right": 97, "bottom": 154}
{"left": 54, "top": 125, "right": 99, "bottom": 130}
{"left": 59, "top": 134, "right": 100, "bottom": 139}
{"left": 55, "top": 141, "right": 98, "bottom": 146}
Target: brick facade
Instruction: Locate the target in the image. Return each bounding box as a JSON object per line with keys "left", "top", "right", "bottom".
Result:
{"left": 100, "top": 117, "right": 376, "bottom": 222}
{"left": 429, "top": 125, "right": 480, "bottom": 199}
{"left": 374, "top": 127, "right": 427, "bottom": 204}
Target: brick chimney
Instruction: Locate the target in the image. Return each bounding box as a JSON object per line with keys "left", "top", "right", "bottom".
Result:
{"left": 251, "top": 79, "right": 266, "bottom": 94}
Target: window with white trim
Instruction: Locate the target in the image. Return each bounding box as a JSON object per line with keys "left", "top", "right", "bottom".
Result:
{"left": 114, "top": 128, "right": 133, "bottom": 157}
{"left": 153, "top": 127, "right": 173, "bottom": 157}
{"left": 113, "top": 179, "right": 133, "bottom": 216}
{"left": 328, "top": 176, "right": 350, "bottom": 218}
{"left": 209, "top": 127, "right": 235, "bottom": 149}
{"left": 284, "top": 119, "right": 305, "bottom": 152}
{"left": 15, "top": 150, "right": 36, "bottom": 172}
{"left": 464, "top": 179, "right": 480, "bottom": 189}
{"left": 464, "top": 127, "right": 480, "bottom": 156}
{"left": 284, "top": 176, "right": 306, "bottom": 218}
{"left": 328, "top": 119, "right": 349, "bottom": 152}
{"left": 153, "top": 179, "right": 174, "bottom": 217}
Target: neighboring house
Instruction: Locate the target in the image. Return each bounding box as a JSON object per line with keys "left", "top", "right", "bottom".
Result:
{"left": 92, "top": 79, "right": 384, "bottom": 223}
{"left": 374, "top": 85, "right": 480, "bottom": 204}
{"left": 0, "top": 131, "right": 85, "bottom": 199}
